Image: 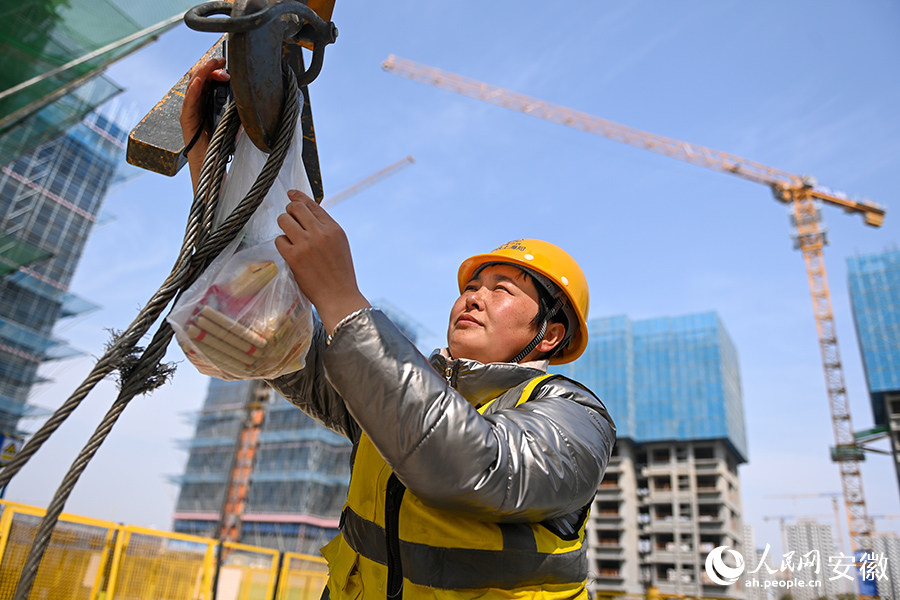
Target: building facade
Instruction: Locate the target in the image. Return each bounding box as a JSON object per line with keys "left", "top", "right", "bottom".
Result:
{"left": 172, "top": 378, "right": 352, "bottom": 554}
{"left": 871, "top": 532, "right": 900, "bottom": 600}
{"left": 743, "top": 525, "right": 777, "bottom": 600}
{"left": 555, "top": 312, "right": 748, "bottom": 598}
{"left": 847, "top": 249, "right": 900, "bottom": 497}
{"left": 0, "top": 111, "right": 126, "bottom": 441}
{"left": 784, "top": 520, "right": 842, "bottom": 600}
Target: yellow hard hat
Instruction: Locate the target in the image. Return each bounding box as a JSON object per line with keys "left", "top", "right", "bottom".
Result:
{"left": 457, "top": 239, "right": 589, "bottom": 364}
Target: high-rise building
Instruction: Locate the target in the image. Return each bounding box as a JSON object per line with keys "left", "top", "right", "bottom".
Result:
{"left": 173, "top": 304, "right": 421, "bottom": 554}
{"left": 847, "top": 249, "right": 900, "bottom": 496}
{"left": 555, "top": 312, "right": 747, "bottom": 599}
{"left": 871, "top": 532, "right": 900, "bottom": 600}
{"left": 744, "top": 525, "right": 777, "bottom": 600}
{"left": 0, "top": 110, "right": 127, "bottom": 441}
{"left": 784, "top": 520, "right": 841, "bottom": 600}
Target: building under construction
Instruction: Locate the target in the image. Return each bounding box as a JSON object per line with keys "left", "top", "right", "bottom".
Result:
{"left": 554, "top": 312, "right": 747, "bottom": 598}
{"left": 847, "top": 249, "right": 900, "bottom": 498}
{"left": 0, "top": 110, "right": 127, "bottom": 442}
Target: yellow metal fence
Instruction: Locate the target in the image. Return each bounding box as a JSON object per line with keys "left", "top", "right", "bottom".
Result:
{"left": 0, "top": 500, "right": 327, "bottom": 600}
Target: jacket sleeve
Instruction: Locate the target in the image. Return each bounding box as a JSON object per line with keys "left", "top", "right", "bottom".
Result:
{"left": 267, "top": 317, "right": 361, "bottom": 441}
{"left": 323, "top": 308, "right": 616, "bottom": 523}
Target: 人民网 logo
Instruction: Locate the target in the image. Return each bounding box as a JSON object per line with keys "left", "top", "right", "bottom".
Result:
{"left": 705, "top": 546, "right": 745, "bottom": 585}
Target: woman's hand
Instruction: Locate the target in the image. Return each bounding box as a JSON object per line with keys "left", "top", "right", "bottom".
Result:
{"left": 179, "top": 57, "right": 230, "bottom": 193}
{"left": 275, "top": 190, "right": 370, "bottom": 333}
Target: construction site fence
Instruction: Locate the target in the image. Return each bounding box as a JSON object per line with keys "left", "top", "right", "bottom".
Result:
{"left": 0, "top": 499, "right": 327, "bottom": 600}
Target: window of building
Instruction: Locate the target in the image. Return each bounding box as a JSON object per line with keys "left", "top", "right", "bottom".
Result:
{"left": 657, "top": 563, "right": 677, "bottom": 581}
{"left": 697, "top": 504, "right": 720, "bottom": 521}
{"left": 655, "top": 533, "right": 674, "bottom": 550}
{"left": 600, "top": 472, "right": 619, "bottom": 488}
{"left": 696, "top": 475, "right": 717, "bottom": 490}
{"left": 636, "top": 451, "right": 648, "bottom": 468}
{"left": 699, "top": 535, "right": 720, "bottom": 553}
{"left": 598, "top": 533, "right": 620, "bottom": 547}
{"left": 694, "top": 446, "right": 714, "bottom": 460}
{"left": 595, "top": 501, "right": 619, "bottom": 516}
{"left": 651, "top": 448, "right": 670, "bottom": 463}
{"left": 653, "top": 503, "right": 673, "bottom": 520}
{"left": 596, "top": 560, "right": 621, "bottom": 579}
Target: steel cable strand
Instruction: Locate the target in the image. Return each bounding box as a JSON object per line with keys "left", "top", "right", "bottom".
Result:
{"left": 0, "top": 104, "right": 242, "bottom": 492}
{"left": 11, "top": 69, "right": 299, "bottom": 600}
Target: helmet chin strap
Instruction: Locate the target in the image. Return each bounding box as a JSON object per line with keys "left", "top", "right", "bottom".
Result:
{"left": 511, "top": 297, "right": 564, "bottom": 364}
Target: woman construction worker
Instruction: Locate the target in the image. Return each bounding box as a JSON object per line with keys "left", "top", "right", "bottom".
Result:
{"left": 182, "top": 59, "right": 617, "bottom": 599}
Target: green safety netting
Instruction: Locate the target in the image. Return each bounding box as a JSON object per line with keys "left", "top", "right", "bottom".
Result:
{"left": 0, "top": 0, "right": 201, "bottom": 167}
{"left": 0, "top": 232, "right": 50, "bottom": 276}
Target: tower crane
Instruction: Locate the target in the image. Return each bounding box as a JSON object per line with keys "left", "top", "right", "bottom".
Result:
{"left": 381, "top": 55, "right": 887, "bottom": 558}
{"left": 765, "top": 492, "right": 847, "bottom": 558}
{"left": 322, "top": 155, "right": 415, "bottom": 209}
{"left": 763, "top": 513, "right": 837, "bottom": 558}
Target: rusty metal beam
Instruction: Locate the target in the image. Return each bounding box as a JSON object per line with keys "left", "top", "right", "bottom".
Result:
{"left": 126, "top": 38, "right": 224, "bottom": 177}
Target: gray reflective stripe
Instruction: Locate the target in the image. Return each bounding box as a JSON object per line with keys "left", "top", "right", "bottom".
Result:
{"left": 342, "top": 508, "right": 387, "bottom": 565}
{"left": 341, "top": 508, "right": 587, "bottom": 590}
{"left": 400, "top": 540, "right": 587, "bottom": 589}
{"left": 499, "top": 522, "right": 537, "bottom": 552}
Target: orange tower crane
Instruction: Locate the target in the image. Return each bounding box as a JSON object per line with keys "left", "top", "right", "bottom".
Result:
{"left": 381, "top": 55, "right": 886, "bottom": 557}
{"left": 214, "top": 380, "right": 270, "bottom": 543}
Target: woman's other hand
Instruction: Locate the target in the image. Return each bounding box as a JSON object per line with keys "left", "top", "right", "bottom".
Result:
{"left": 275, "top": 190, "right": 370, "bottom": 333}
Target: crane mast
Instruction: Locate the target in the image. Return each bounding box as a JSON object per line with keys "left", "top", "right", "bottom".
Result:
{"left": 382, "top": 55, "right": 885, "bottom": 559}
{"left": 321, "top": 155, "right": 415, "bottom": 209}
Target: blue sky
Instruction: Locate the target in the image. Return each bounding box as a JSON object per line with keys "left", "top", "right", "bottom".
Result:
{"left": 7, "top": 0, "right": 900, "bottom": 557}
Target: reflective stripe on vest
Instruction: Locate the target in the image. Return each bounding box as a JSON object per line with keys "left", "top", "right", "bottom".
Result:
{"left": 336, "top": 373, "right": 589, "bottom": 592}
{"left": 342, "top": 506, "right": 588, "bottom": 589}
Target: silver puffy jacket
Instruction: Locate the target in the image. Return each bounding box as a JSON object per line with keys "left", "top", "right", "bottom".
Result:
{"left": 269, "top": 308, "right": 617, "bottom": 523}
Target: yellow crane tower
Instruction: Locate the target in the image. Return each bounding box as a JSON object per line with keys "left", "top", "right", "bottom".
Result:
{"left": 381, "top": 55, "right": 887, "bottom": 558}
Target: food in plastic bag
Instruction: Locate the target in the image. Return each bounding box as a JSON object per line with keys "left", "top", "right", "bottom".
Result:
{"left": 168, "top": 112, "right": 314, "bottom": 380}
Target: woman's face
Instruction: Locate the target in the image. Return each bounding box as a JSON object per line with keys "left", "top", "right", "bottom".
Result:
{"left": 447, "top": 264, "right": 541, "bottom": 365}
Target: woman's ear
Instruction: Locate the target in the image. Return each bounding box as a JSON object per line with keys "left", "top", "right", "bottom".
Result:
{"left": 536, "top": 321, "right": 566, "bottom": 354}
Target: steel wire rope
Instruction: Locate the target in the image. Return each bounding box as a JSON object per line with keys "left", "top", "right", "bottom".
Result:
{"left": 8, "top": 65, "right": 300, "bottom": 600}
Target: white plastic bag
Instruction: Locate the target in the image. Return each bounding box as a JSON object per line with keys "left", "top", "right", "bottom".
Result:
{"left": 168, "top": 113, "right": 314, "bottom": 380}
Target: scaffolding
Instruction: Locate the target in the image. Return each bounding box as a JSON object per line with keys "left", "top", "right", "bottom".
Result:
{"left": 0, "top": 109, "right": 127, "bottom": 436}
{"left": 0, "top": 0, "right": 200, "bottom": 167}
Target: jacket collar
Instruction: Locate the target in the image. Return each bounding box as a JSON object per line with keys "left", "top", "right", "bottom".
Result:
{"left": 429, "top": 349, "right": 548, "bottom": 407}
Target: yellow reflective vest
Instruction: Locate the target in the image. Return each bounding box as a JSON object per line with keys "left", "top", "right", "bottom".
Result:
{"left": 320, "top": 374, "right": 592, "bottom": 599}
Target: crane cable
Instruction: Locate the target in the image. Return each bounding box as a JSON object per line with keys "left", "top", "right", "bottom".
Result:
{"left": 3, "top": 64, "right": 300, "bottom": 600}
